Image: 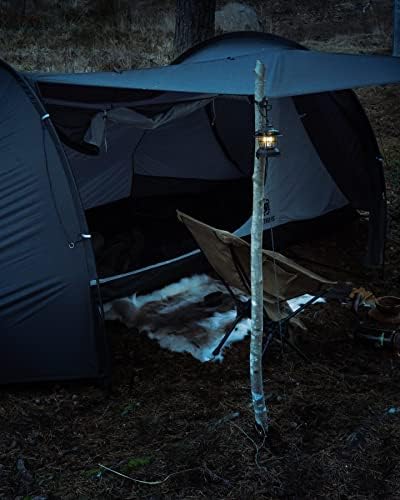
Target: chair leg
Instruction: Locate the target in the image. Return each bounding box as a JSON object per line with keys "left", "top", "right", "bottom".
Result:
{"left": 262, "top": 320, "right": 312, "bottom": 364}
{"left": 262, "top": 321, "right": 276, "bottom": 359}
{"left": 212, "top": 310, "right": 247, "bottom": 357}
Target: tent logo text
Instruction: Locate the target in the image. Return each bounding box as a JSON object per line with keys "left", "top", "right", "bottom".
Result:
{"left": 263, "top": 198, "right": 275, "bottom": 224}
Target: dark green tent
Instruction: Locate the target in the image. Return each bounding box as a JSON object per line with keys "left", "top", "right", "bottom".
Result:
{"left": 1, "top": 32, "right": 399, "bottom": 383}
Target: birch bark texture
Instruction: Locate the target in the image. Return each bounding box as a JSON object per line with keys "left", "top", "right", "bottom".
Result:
{"left": 250, "top": 60, "right": 269, "bottom": 432}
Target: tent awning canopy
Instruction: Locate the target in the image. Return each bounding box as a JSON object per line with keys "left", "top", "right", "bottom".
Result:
{"left": 28, "top": 48, "right": 400, "bottom": 98}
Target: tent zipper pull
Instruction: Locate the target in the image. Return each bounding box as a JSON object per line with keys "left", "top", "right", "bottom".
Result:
{"left": 69, "top": 233, "right": 92, "bottom": 249}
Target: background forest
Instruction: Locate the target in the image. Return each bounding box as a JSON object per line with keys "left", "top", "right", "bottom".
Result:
{"left": 0, "top": 0, "right": 397, "bottom": 71}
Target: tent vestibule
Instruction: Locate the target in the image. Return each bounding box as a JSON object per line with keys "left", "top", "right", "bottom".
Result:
{"left": 1, "top": 32, "right": 397, "bottom": 383}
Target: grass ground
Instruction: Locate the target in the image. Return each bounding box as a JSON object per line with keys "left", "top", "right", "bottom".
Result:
{"left": 0, "top": 0, "right": 399, "bottom": 498}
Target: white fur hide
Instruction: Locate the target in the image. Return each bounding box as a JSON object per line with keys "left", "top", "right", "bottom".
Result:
{"left": 104, "top": 274, "right": 251, "bottom": 362}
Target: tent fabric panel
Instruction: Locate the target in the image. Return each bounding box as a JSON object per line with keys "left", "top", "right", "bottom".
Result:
{"left": 68, "top": 147, "right": 134, "bottom": 209}
{"left": 0, "top": 63, "right": 103, "bottom": 384}
{"left": 235, "top": 97, "right": 349, "bottom": 237}
{"left": 65, "top": 123, "right": 144, "bottom": 209}
{"left": 294, "top": 90, "right": 386, "bottom": 266}
{"left": 38, "top": 92, "right": 216, "bottom": 154}
{"left": 66, "top": 107, "right": 246, "bottom": 210}
{"left": 131, "top": 175, "right": 252, "bottom": 200}
{"left": 267, "top": 50, "right": 400, "bottom": 98}
{"left": 173, "top": 31, "right": 303, "bottom": 64}
{"left": 134, "top": 108, "right": 242, "bottom": 180}
{"left": 83, "top": 98, "right": 214, "bottom": 148}
{"left": 211, "top": 96, "right": 254, "bottom": 176}
{"left": 294, "top": 91, "right": 380, "bottom": 208}
{"left": 35, "top": 82, "right": 164, "bottom": 104}
{"left": 29, "top": 49, "right": 400, "bottom": 97}
{"left": 41, "top": 90, "right": 215, "bottom": 110}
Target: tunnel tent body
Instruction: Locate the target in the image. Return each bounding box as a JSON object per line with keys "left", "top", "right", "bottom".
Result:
{"left": 1, "top": 31, "right": 398, "bottom": 384}
{"left": 0, "top": 59, "right": 108, "bottom": 385}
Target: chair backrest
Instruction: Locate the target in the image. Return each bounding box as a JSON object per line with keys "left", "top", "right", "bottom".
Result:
{"left": 177, "top": 211, "right": 334, "bottom": 321}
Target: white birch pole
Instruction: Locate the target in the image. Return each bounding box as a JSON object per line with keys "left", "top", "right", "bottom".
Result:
{"left": 250, "top": 60, "right": 269, "bottom": 432}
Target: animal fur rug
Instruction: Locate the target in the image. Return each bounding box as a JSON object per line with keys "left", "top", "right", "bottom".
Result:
{"left": 104, "top": 274, "right": 251, "bottom": 362}
{"left": 104, "top": 274, "right": 323, "bottom": 362}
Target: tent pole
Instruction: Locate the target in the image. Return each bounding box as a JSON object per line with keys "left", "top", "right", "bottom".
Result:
{"left": 249, "top": 60, "right": 269, "bottom": 433}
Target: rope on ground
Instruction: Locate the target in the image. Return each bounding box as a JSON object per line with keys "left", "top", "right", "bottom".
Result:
{"left": 98, "top": 463, "right": 200, "bottom": 485}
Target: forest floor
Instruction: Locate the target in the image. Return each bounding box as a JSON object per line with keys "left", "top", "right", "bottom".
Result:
{"left": 1, "top": 0, "right": 400, "bottom": 498}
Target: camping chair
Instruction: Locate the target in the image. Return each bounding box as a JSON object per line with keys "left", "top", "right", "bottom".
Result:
{"left": 177, "top": 211, "right": 336, "bottom": 359}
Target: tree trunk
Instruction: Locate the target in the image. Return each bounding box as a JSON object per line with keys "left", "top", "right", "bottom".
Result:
{"left": 250, "top": 60, "right": 269, "bottom": 433}
{"left": 394, "top": 0, "right": 400, "bottom": 56}
{"left": 174, "top": 0, "right": 216, "bottom": 56}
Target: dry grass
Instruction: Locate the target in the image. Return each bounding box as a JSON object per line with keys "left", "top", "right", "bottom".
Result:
{"left": 252, "top": 0, "right": 392, "bottom": 47}
{"left": 304, "top": 30, "right": 392, "bottom": 54}
{"left": 0, "top": 0, "right": 176, "bottom": 72}
{"left": 0, "top": 0, "right": 395, "bottom": 72}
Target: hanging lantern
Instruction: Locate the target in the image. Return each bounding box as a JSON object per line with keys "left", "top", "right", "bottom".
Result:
{"left": 255, "top": 125, "right": 281, "bottom": 158}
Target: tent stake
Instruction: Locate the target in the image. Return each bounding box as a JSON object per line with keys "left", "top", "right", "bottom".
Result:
{"left": 250, "top": 60, "right": 269, "bottom": 433}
